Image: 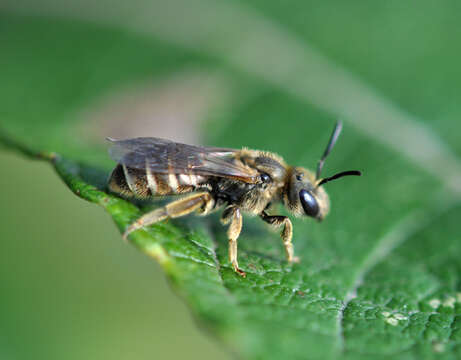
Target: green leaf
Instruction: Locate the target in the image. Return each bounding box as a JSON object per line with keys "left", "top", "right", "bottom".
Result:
{"left": 1, "top": 4, "right": 461, "bottom": 360}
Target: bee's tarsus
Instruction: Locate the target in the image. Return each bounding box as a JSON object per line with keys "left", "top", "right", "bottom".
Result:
{"left": 122, "top": 230, "right": 131, "bottom": 242}
{"left": 122, "top": 221, "right": 142, "bottom": 242}
{"left": 233, "top": 265, "right": 246, "bottom": 277}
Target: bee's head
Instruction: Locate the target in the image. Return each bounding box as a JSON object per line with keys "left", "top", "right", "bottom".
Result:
{"left": 284, "top": 167, "right": 330, "bottom": 221}
{"left": 283, "top": 121, "right": 361, "bottom": 220}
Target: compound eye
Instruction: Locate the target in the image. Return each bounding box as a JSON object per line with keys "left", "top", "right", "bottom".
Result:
{"left": 299, "top": 189, "right": 320, "bottom": 217}
{"left": 260, "top": 173, "right": 271, "bottom": 183}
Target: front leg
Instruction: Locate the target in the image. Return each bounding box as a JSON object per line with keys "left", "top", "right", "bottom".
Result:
{"left": 221, "top": 206, "right": 245, "bottom": 277}
{"left": 260, "top": 211, "right": 299, "bottom": 263}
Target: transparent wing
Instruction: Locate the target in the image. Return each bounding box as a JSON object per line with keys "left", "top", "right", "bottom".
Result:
{"left": 107, "top": 137, "right": 259, "bottom": 183}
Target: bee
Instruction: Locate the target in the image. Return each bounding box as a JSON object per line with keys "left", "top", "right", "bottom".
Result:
{"left": 107, "top": 121, "right": 361, "bottom": 277}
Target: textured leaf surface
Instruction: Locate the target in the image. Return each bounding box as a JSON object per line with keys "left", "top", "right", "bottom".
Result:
{"left": 1, "top": 5, "right": 461, "bottom": 360}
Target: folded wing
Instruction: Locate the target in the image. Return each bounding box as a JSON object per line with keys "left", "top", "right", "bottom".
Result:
{"left": 108, "top": 137, "right": 259, "bottom": 183}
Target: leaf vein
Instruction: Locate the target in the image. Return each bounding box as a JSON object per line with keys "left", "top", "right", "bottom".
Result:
{"left": 335, "top": 203, "right": 454, "bottom": 353}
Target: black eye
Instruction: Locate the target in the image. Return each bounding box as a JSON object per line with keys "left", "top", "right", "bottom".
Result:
{"left": 296, "top": 173, "right": 303, "bottom": 181}
{"left": 260, "top": 173, "right": 271, "bottom": 183}
{"left": 299, "top": 189, "right": 319, "bottom": 217}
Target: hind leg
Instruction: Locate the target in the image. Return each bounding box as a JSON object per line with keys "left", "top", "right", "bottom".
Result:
{"left": 123, "top": 192, "right": 213, "bottom": 240}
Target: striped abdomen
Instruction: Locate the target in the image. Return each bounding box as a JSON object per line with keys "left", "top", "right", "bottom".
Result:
{"left": 108, "top": 164, "right": 205, "bottom": 199}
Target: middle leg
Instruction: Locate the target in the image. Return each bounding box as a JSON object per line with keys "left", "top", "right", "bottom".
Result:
{"left": 221, "top": 205, "right": 245, "bottom": 277}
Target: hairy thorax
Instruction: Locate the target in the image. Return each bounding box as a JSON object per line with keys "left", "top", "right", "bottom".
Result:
{"left": 208, "top": 149, "right": 288, "bottom": 215}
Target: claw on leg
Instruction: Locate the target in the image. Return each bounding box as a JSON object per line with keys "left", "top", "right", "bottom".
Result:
{"left": 122, "top": 221, "right": 142, "bottom": 241}
{"left": 231, "top": 261, "right": 246, "bottom": 277}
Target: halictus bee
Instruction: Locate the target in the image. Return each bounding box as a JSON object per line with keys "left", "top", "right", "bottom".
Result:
{"left": 108, "top": 121, "right": 361, "bottom": 276}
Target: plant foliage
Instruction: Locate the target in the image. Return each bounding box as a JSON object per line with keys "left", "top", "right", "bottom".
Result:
{"left": 1, "top": 7, "right": 461, "bottom": 359}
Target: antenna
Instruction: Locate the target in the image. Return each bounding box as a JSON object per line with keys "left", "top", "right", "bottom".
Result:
{"left": 316, "top": 121, "right": 343, "bottom": 180}
{"left": 317, "top": 170, "right": 362, "bottom": 187}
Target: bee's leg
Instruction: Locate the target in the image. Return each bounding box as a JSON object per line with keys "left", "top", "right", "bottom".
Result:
{"left": 221, "top": 206, "right": 245, "bottom": 277}
{"left": 123, "top": 192, "right": 213, "bottom": 240}
{"left": 260, "top": 211, "right": 299, "bottom": 263}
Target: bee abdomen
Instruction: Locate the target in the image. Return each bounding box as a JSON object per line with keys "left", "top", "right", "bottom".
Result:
{"left": 107, "top": 164, "right": 130, "bottom": 197}
{"left": 108, "top": 164, "right": 202, "bottom": 199}
{"left": 107, "top": 164, "right": 151, "bottom": 198}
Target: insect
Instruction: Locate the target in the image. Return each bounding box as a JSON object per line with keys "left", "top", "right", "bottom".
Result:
{"left": 107, "top": 121, "right": 361, "bottom": 277}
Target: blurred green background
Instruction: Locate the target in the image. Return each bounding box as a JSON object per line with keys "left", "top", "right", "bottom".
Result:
{"left": 1, "top": 0, "right": 461, "bottom": 359}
